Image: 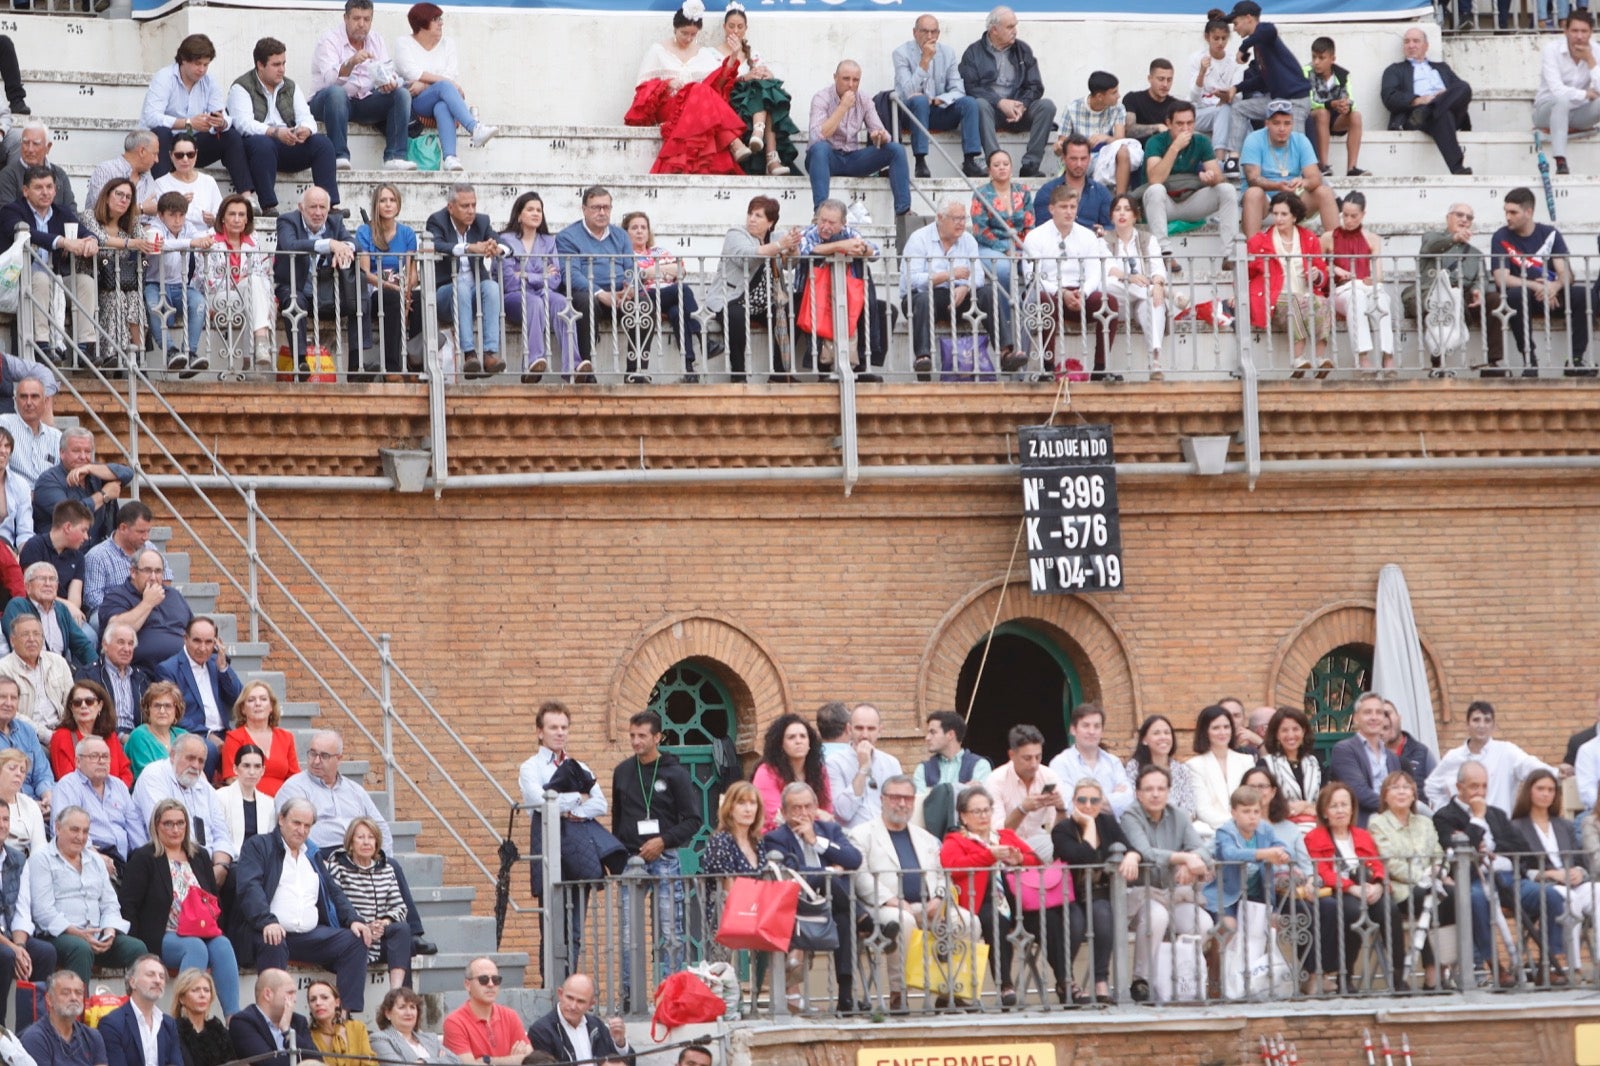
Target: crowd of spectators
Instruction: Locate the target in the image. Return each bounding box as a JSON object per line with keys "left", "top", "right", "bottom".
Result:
{"left": 521, "top": 692, "right": 1600, "bottom": 1014}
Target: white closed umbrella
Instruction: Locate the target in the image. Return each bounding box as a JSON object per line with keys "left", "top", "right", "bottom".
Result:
{"left": 1372, "top": 563, "right": 1439, "bottom": 755}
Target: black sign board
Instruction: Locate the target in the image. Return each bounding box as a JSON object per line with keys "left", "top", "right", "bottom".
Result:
{"left": 1018, "top": 424, "right": 1124, "bottom": 594}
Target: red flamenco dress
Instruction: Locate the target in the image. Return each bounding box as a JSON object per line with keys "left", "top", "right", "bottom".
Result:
{"left": 626, "top": 44, "right": 746, "bottom": 175}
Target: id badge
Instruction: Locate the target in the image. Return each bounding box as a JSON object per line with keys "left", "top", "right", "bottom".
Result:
{"left": 638, "top": 819, "right": 661, "bottom": 836}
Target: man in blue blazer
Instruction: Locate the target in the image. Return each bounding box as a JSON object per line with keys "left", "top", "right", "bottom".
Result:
{"left": 762, "top": 781, "right": 864, "bottom": 1010}
{"left": 273, "top": 185, "right": 361, "bottom": 375}
{"left": 100, "top": 955, "right": 183, "bottom": 1066}
{"left": 1326, "top": 691, "right": 1401, "bottom": 827}
{"left": 0, "top": 165, "right": 99, "bottom": 362}
{"left": 425, "top": 184, "right": 505, "bottom": 378}
{"left": 228, "top": 968, "right": 323, "bottom": 1066}
{"left": 154, "top": 616, "right": 240, "bottom": 781}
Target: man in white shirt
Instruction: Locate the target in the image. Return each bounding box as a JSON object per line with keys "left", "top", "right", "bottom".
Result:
{"left": 1570, "top": 731, "right": 1600, "bottom": 813}
{"left": 0, "top": 377, "right": 59, "bottom": 499}
{"left": 1048, "top": 702, "right": 1134, "bottom": 818}
{"left": 985, "top": 723, "right": 1064, "bottom": 860}
{"left": 1021, "top": 184, "right": 1121, "bottom": 381}
{"left": 97, "top": 955, "right": 182, "bottom": 1066}
{"left": 234, "top": 799, "right": 372, "bottom": 1013}
{"left": 307, "top": 0, "right": 416, "bottom": 173}
{"left": 1425, "top": 700, "right": 1553, "bottom": 813}
{"left": 1533, "top": 11, "right": 1600, "bottom": 176}
{"left": 225, "top": 37, "right": 339, "bottom": 216}
{"left": 132, "top": 734, "right": 234, "bottom": 885}
{"left": 825, "top": 703, "right": 904, "bottom": 830}
{"left": 900, "top": 199, "right": 1019, "bottom": 378}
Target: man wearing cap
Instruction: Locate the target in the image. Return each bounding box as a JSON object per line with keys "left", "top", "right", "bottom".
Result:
{"left": 1222, "top": 2, "right": 1312, "bottom": 169}
{"left": 1239, "top": 98, "right": 1336, "bottom": 237}
{"left": 1380, "top": 27, "right": 1474, "bottom": 176}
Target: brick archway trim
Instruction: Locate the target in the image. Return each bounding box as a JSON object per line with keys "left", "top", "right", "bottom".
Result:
{"left": 1268, "top": 600, "right": 1450, "bottom": 724}
{"left": 916, "top": 578, "right": 1142, "bottom": 739}
{"left": 609, "top": 612, "right": 790, "bottom": 753}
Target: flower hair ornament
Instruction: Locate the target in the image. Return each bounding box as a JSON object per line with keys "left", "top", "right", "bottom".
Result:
{"left": 680, "top": 0, "right": 706, "bottom": 19}
{"left": 725, "top": 1, "right": 745, "bottom": 11}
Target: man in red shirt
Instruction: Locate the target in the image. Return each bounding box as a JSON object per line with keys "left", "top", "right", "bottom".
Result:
{"left": 442, "top": 958, "right": 531, "bottom": 1065}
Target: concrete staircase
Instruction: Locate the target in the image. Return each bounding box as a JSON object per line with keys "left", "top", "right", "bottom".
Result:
{"left": 142, "top": 520, "right": 532, "bottom": 1019}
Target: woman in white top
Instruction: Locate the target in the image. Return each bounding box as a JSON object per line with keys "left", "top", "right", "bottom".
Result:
{"left": 1189, "top": 10, "right": 1242, "bottom": 169}
{"left": 394, "top": 3, "right": 498, "bottom": 173}
{"left": 1102, "top": 194, "right": 1170, "bottom": 379}
{"left": 1511, "top": 768, "right": 1597, "bottom": 975}
{"left": 0, "top": 749, "right": 45, "bottom": 856}
{"left": 1184, "top": 703, "right": 1255, "bottom": 837}
{"left": 152, "top": 132, "right": 222, "bottom": 229}
{"left": 214, "top": 744, "right": 275, "bottom": 851}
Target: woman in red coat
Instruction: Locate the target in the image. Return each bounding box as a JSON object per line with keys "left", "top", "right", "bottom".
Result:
{"left": 1247, "top": 192, "right": 1332, "bottom": 377}
{"left": 50, "top": 680, "right": 133, "bottom": 786}
{"left": 219, "top": 680, "right": 300, "bottom": 796}
{"left": 1302, "top": 781, "right": 1405, "bottom": 993}
{"left": 940, "top": 784, "right": 1039, "bottom": 1006}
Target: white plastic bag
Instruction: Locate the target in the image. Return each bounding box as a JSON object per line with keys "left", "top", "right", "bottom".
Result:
{"left": 0, "top": 236, "right": 29, "bottom": 315}
{"left": 684, "top": 961, "right": 741, "bottom": 1018}
{"left": 1153, "top": 932, "right": 1207, "bottom": 1003}
{"left": 1220, "top": 901, "right": 1293, "bottom": 1001}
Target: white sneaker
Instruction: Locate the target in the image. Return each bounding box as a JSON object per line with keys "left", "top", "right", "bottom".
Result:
{"left": 335, "top": 158, "right": 354, "bottom": 171}
{"left": 469, "top": 124, "right": 499, "bottom": 149}
{"left": 384, "top": 158, "right": 419, "bottom": 171}
{"left": 443, "top": 155, "right": 464, "bottom": 171}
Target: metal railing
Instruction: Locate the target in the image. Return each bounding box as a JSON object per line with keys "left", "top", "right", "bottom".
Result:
{"left": 528, "top": 831, "right": 1600, "bottom": 1019}
{"left": 13, "top": 234, "right": 523, "bottom": 907}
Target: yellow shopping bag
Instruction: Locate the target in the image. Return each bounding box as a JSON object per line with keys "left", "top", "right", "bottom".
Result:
{"left": 904, "top": 925, "right": 990, "bottom": 999}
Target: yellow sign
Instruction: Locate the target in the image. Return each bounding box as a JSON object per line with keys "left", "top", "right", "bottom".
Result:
{"left": 857, "top": 1042, "right": 1057, "bottom": 1066}
{"left": 1576, "top": 1023, "right": 1600, "bottom": 1066}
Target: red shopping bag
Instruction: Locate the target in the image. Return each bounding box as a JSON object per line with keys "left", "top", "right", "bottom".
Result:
{"left": 795, "top": 265, "right": 866, "bottom": 341}
{"left": 650, "top": 972, "right": 728, "bottom": 1040}
{"left": 714, "top": 876, "right": 799, "bottom": 952}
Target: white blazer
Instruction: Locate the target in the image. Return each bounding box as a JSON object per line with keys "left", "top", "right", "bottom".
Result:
{"left": 215, "top": 782, "right": 276, "bottom": 849}
{"left": 848, "top": 816, "right": 949, "bottom": 909}
{"left": 1185, "top": 750, "right": 1257, "bottom": 836}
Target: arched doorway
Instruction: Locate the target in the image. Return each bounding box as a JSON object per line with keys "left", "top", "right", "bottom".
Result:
{"left": 1304, "top": 641, "right": 1373, "bottom": 761}
{"left": 954, "top": 622, "right": 1083, "bottom": 767}
{"left": 647, "top": 660, "right": 738, "bottom": 867}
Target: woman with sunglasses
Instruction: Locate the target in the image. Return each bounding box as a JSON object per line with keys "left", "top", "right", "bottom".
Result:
{"left": 154, "top": 131, "right": 222, "bottom": 229}
{"left": 50, "top": 680, "right": 133, "bottom": 786}
{"left": 1053, "top": 778, "right": 1142, "bottom": 1003}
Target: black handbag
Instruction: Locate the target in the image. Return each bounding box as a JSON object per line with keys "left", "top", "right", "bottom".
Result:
{"left": 786, "top": 875, "right": 839, "bottom": 952}
{"left": 97, "top": 248, "right": 141, "bottom": 293}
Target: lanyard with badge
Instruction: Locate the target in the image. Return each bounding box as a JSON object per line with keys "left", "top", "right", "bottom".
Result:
{"left": 637, "top": 759, "right": 662, "bottom": 838}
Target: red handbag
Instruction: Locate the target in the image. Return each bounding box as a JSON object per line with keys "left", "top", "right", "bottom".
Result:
{"left": 649, "top": 971, "right": 728, "bottom": 1041}
{"left": 714, "top": 877, "right": 799, "bottom": 952}
{"left": 795, "top": 265, "right": 866, "bottom": 341}
{"left": 176, "top": 887, "right": 223, "bottom": 939}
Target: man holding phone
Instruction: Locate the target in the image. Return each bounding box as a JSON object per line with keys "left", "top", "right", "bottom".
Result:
{"left": 142, "top": 33, "right": 255, "bottom": 201}
{"left": 984, "top": 724, "right": 1066, "bottom": 860}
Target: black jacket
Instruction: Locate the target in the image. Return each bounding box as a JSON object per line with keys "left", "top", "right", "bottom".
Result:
{"left": 227, "top": 1005, "right": 321, "bottom": 1066}
{"left": 958, "top": 36, "right": 1046, "bottom": 109}
{"left": 231, "top": 829, "right": 360, "bottom": 964}
{"left": 610, "top": 751, "right": 701, "bottom": 855}
{"left": 424, "top": 207, "right": 499, "bottom": 288}
{"left": 1432, "top": 798, "right": 1534, "bottom": 880}
{"left": 273, "top": 209, "right": 356, "bottom": 296}
{"left": 1379, "top": 59, "right": 1472, "bottom": 130}
{"left": 526, "top": 1009, "right": 631, "bottom": 1066}
{"left": 0, "top": 196, "right": 86, "bottom": 275}
{"left": 119, "top": 841, "right": 220, "bottom": 955}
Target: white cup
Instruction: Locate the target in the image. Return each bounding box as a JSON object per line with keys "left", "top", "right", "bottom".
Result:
{"left": 62, "top": 222, "right": 78, "bottom": 241}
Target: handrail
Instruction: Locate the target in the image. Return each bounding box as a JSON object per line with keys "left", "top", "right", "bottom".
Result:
{"left": 418, "top": 233, "right": 449, "bottom": 495}
{"left": 16, "top": 253, "right": 523, "bottom": 905}
{"left": 1233, "top": 242, "right": 1261, "bottom": 490}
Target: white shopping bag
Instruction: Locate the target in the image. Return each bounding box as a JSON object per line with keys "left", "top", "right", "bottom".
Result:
{"left": 1153, "top": 932, "right": 1207, "bottom": 1003}
{"left": 1221, "top": 901, "right": 1294, "bottom": 1001}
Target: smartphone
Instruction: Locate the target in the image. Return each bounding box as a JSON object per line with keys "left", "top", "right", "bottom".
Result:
{"left": 1041, "top": 783, "right": 1057, "bottom": 794}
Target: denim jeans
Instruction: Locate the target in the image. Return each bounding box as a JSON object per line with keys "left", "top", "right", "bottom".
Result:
{"left": 413, "top": 81, "right": 476, "bottom": 158}
{"left": 162, "top": 931, "right": 240, "bottom": 1016}
{"left": 618, "top": 849, "right": 686, "bottom": 1007}
{"left": 144, "top": 281, "right": 206, "bottom": 354}
{"left": 441, "top": 275, "right": 501, "bottom": 355}
{"left": 310, "top": 85, "right": 412, "bottom": 162}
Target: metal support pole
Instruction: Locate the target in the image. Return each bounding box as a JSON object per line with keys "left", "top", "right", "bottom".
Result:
{"left": 15, "top": 223, "right": 33, "bottom": 359}
{"left": 418, "top": 234, "right": 448, "bottom": 499}
{"left": 830, "top": 258, "right": 859, "bottom": 497}
{"left": 126, "top": 369, "right": 139, "bottom": 500}
{"left": 245, "top": 484, "right": 260, "bottom": 644}
{"left": 1107, "top": 843, "right": 1131, "bottom": 1003}
{"left": 379, "top": 632, "right": 394, "bottom": 819}
{"left": 621, "top": 855, "right": 649, "bottom": 1016}
{"left": 1452, "top": 834, "right": 1475, "bottom": 991}
{"left": 1234, "top": 248, "right": 1261, "bottom": 491}
{"left": 542, "top": 790, "right": 566, "bottom": 982}
{"left": 766, "top": 848, "right": 788, "bottom": 1019}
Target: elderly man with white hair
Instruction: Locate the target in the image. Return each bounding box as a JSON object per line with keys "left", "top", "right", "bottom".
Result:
{"left": 0, "top": 121, "right": 75, "bottom": 211}
{"left": 958, "top": 7, "right": 1056, "bottom": 177}
{"left": 50, "top": 734, "right": 146, "bottom": 871}
{"left": 899, "top": 198, "right": 1019, "bottom": 380}
{"left": 131, "top": 732, "right": 234, "bottom": 885}
{"left": 0, "top": 614, "right": 73, "bottom": 736}
{"left": 3, "top": 562, "right": 96, "bottom": 670}
{"left": 75, "top": 621, "right": 152, "bottom": 738}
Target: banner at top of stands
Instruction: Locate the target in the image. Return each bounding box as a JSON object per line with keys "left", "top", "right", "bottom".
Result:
{"left": 133, "top": 0, "right": 1434, "bottom": 17}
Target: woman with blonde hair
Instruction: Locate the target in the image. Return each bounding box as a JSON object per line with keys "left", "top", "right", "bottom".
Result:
{"left": 220, "top": 680, "right": 298, "bottom": 793}
{"left": 170, "top": 968, "right": 235, "bottom": 1066}
{"left": 701, "top": 780, "right": 765, "bottom": 877}
{"left": 0, "top": 749, "right": 44, "bottom": 854}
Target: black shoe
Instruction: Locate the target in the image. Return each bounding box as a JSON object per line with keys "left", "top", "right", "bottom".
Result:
{"left": 1521, "top": 366, "right": 1541, "bottom": 378}
{"left": 855, "top": 372, "right": 883, "bottom": 383}
{"left": 962, "top": 155, "right": 989, "bottom": 178}
{"left": 9, "top": 101, "right": 28, "bottom": 116}
{"left": 913, "top": 355, "right": 932, "bottom": 381}
{"left": 1564, "top": 362, "right": 1598, "bottom": 377}
{"left": 166, "top": 352, "right": 190, "bottom": 375}
{"left": 1555, "top": 156, "right": 1570, "bottom": 176}
{"left": 914, "top": 155, "right": 931, "bottom": 179}
{"left": 1090, "top": 370, "right": 1123, "bottom": 382}
{"left": 704, "top": 338, "right": 725, "bottom": 360}
{"left": 856, "top": 913, "right": 876, "bottom": 936}
{"left": 1450, "top": 165, "right": 1474, "bottom": 176}
{"left": 624, "top": 372, "right": 650, "bottom": 384}
{"left": 258, "top": 206, "right": 280, "bottom": 218}
{"left": 1222, "top": 157, "right": 1240, "bottom": 176}
{"left": 1318, "top": 163, "right": 1333, "bottom": 176}
{"left": 999, "top": 348, "right": 1027, "bottom": 372}
{"left": 681, "top": 372, "right": 701, "bottom": 384}
{"left": 412, "top": 936, "right": 438, "bottom": 956}
{"left": 1129, "top": 977, "right": 1151, "bottom": 1003}
{"left": 1346, "top": 167, "right": 1370, "bottom": 177}
{"left": 1018, "top": 164, "right": 1045, "bottom": 178}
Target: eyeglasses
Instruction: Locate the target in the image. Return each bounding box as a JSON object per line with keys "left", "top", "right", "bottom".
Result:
{"left": 70, "top": 696, "right": 101, "bottom": 707}
{"left": 471, "top": 974, "right": 503, "bottom": 986}
{"left": 307, "top": 751, "right": 341, "bottom": 761}
{"left": 1075, "top": 795, "right": 1102, "bottom": 806}
{"left": 883, "top": 793, "right": 916, "bottom": 804}
{"left": 171, "top": 152, "right": 197, "bottom": 160}
{"left": 135, "top": 566, "right": 164, "bottom": 575}
{"left": 78, "top": 752, "right": 110, "bottom": 761}
{"left": 158, "top": 819, "right": 187, "bottom": 829}
{"left": 964, "top": 806, "right": 993, "bottom": 816}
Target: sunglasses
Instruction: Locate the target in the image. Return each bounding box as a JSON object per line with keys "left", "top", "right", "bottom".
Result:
{"left": 70, "top": 696, "right": 101, "bottom": 707}
{"left": 1075, "top": 795, "right": 1102, "bottom": 806}
{"left": 471, "top": 974, "right": 503, "bottom": 986}
{"left": 171, "top": 152, "right": 197, "bottom": 160}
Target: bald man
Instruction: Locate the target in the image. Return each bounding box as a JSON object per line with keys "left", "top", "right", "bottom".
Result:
{"left": 526, "top": 974, "right": 632, "bottom": 1066}
{"left": 227, "top": 969, "right": 319, "bottom": 1066}
{"left": 806, "top": 61, "right": 911, "bottom": 218}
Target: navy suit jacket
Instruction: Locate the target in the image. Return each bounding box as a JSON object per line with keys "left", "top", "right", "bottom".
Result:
{"left": 273, "top": 209, "right": 356, "bottom": 295}
{"left": 101, "top": 1001, "right": 184, "bottom": 1066}
{"left": 525, "top": 1009, "right": 630, "bottom": 1066}
{"left": 762, "top": 819, "right": 862, "bottom": 899}
{"left": 227, "top": 1005, "right": 321, "bottom": 1066}
{"left": 154, "top": 649, "right": 242, "bottom": 735}
{"left": 1327, "top": 735, "right": 1402, "bottom": 827}
{"left": 0, "top": 197, "right": 84, "bottom": 274}
{"left": 424, "top": 207, "right": 499, "bottom": 288}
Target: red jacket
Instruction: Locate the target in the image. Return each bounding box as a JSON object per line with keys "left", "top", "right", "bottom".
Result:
{"left": 1303, "top": 825, "right": 1387, "bottom": 893}
{"left": 1246, "top": 225, "right": 1328, "bottom": 327}
{"left": 940, "top": 828, "right": 1039, "bottom": 910}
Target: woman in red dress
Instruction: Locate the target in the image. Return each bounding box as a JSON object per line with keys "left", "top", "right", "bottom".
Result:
{"left": 219, "top": 680, "right": 301, "bottom": 795}
{"left": 626, "top": 1, "right": 752, "bottom": 175}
